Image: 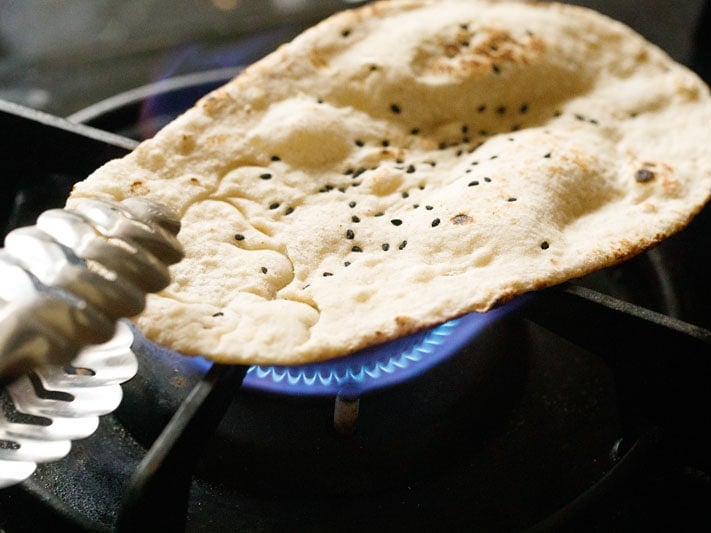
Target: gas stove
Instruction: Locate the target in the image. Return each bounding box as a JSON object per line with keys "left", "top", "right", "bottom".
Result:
{"left": 1, "top": 1, "right": 710, "bottom": 531}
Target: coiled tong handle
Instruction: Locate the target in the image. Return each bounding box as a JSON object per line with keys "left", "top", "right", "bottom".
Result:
{"left": 0, "top": 197, "right": 183, "bottom": 383}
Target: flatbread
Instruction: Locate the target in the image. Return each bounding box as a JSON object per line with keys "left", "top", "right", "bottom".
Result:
{"left": 68, "top": 0, "right": 711, "bottom": 365}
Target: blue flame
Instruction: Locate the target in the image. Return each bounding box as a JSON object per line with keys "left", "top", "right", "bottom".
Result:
{"left": 240, "top": 303, "right": 516, "bottom": 397}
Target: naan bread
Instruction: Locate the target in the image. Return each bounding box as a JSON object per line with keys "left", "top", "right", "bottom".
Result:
{"left": 68, "top": 0, "right": 711, "bottom": 365}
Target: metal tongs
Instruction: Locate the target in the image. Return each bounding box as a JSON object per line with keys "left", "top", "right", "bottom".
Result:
{"left": 0, "top": 196, "right": 183, "bottom": 488}
{"left": 0, "top": 197, "right": 183, "bottom": 383}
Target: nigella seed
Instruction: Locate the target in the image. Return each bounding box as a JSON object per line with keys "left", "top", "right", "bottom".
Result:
{"left": 489, "top": 155, "right": 498, "bottom": 160}
{"left": 456, "top": 149, "right": 463, "bottom": 157}
{"left": 507, "top": 197, "right": 517, "bottom": 202}
{"left": 345, "top": 168, "right": 354, "bottom": 175}
{"left": 425, "top": 205, "right": 434, "bottom": 210}
{"left": 260, "top": 173, "right": 272, "bottom": 180}
{"left": 374, "top": 212, "right": 384, "bottom": 217}
{"left": 341, "top": 29, "right": 351, "bottom": 37}
{"left": 261, "top": 267, "right": 268, "bottom": 274}
{"left": 285, "top": 207, "right": 294, "bottom": 215}
{"left": 353, "top": 167, "right": 367, "bottom": 178}
{"left": 212, "top": 312, "right": 224, "bottom": 317}
{"left": 410, "top": 127, "right": 420, "bottom": 135}
{"left": 355, "top": 139, "right": 364, "bottom": 147}
{"left": 382, "top": 243, "right": 390, "bottom": 251}
{"left": 496, "top": 106, "right": 506, "bottom": 115}
{"left": 431, "top": 218, "right": 441, "bottom": 227}
{"left": 398, "top": 240, "right": 408, "bottom": 250}
{"left": 370, "top": 64, "right": 378, "bottom": 71}
{"left": 477, "top": 104, "right": 486, "bottom": 113}
{"left": 352, "top": 246, "right": 363, "bottom": 252}
{"left": 575, "top": 114, "right": 585, "bottom": 121}
{"left": 235, "top": 233, "right": 245, "bottom": 241}
{"left": 541, "top": 241, "right": 550, "bottom": 250}
{"left": 406, "top": 164, "right": 416, "bottom": 173}
{"left": 349, "top": 201, "right": 357, "bottom": 208}
{"left": 471, "top": 161, "right": 479, "bottom": 165}
{"left": 484, "top": 177, "right": 492, "bottom": 182}
{"left": 438, "top": 142, "right": 447, "bottom": 150}
{"left": 390, "top": 103, "right": 401, "bottom": 114}
{"left": 352, "top": 215, "right": 360, "bottom": 223}
{"left": 492, "top": 64, "right": 501, "bottom": 74}
{"left": 520, "top": 103, "right": 529, "bottom": 114}
{"left": 635, "top": 169, "right": 655, "bottom": 183}
{"left": 391, "top": 219, "right": 402, "bottom": 226}
{"left": 402, "top": 192, "right": 409, "bottom": 199}
{"left": 269, "top": 202, "right": 280, "bottom": 210}
{"left": 344, "top": 261, "right": 351, "bottom": 267}
{"left": 544, "top": 152, "right": 552, "bottom": 158}
{"left": 271, "top": 155, "right": 281, "bottom": 161}
{"left": 462, "top": 125, "right": 469, "bottom": 133}
{"left": 346, "top": 229, "right": 355, "bottom": 239}
{"left": 468, "top": 180, "right": 479, "bottom": 186}
{"left": 381, "top": 139, "right": 390, "bottom": 147}
{"left": 323, "top": 272, "right": 334, "bottom": 277}
{"left": 317, "top": 98, "right": 324, "bottom": 104}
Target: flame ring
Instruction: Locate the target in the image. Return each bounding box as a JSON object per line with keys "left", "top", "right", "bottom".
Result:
{"left": 242, "top": 306, "right": 512, "bottom": 396}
